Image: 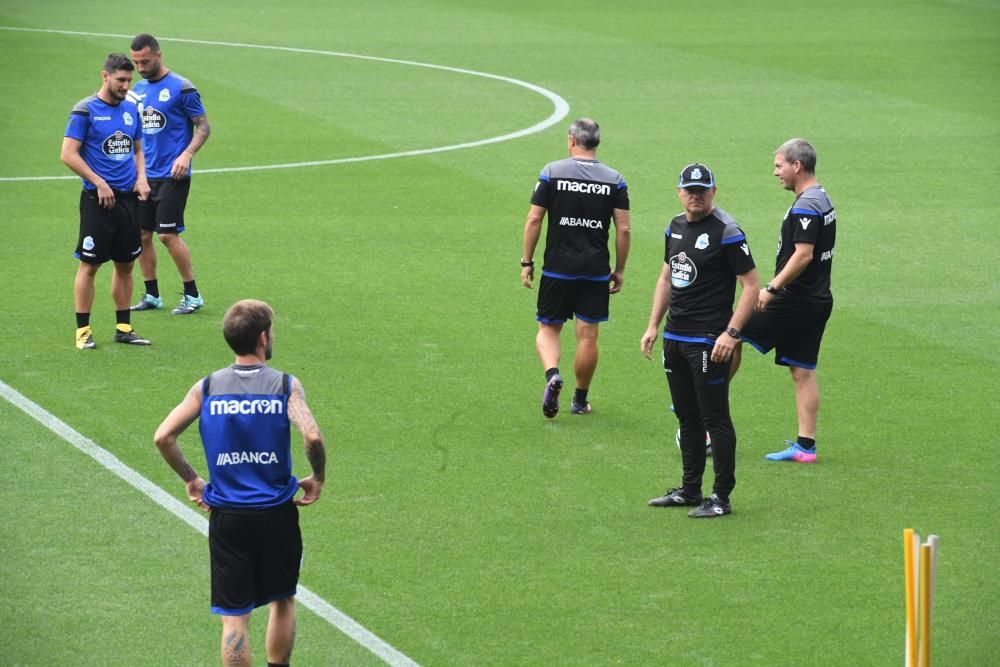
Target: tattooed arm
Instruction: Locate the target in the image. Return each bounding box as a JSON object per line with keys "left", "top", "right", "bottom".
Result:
{"left": 288, "top": 376, "right": 326, "bottom": 506}
{"left": 154, "top": 381, "right": 209, "bottom": 510}
{"left": 170, "top": 113, "right": 212, "bottom": 180}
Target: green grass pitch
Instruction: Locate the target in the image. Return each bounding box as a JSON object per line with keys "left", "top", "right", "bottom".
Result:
{"left": 1, "top": 1, "right": 998, "bottom": 664}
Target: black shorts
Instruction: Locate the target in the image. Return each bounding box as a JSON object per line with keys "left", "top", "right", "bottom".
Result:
{"left": 75, "top": 190, "right": 141, "bottom": 265}
{"left": 536, "top": 275, "right": 610, "bottom": 324}
{"left": 138, "top": 178, "right": 191, "bottom": 234}
{"left": 208, "top": 501, "right": 302, "bottom": 616}
{"left": 740, "top": 294, "right": 833, "bottom": 369}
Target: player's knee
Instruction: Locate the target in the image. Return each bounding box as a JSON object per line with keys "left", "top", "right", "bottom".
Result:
{"left": 157, "top": 232, "right": 180, "bottom": 247}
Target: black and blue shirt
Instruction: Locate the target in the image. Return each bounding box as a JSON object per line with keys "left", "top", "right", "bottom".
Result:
{"left": 530, "top": 157, "right": 629, "bottom": 278}
{"left": 776, "top": 185, "right": 836, "bottom": 303}
{"left": 664, "top": 207, "right": 756, "bottom": 343}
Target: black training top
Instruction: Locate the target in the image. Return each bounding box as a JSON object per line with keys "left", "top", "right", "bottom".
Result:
{"left": 530, "top": 157, "right": 629, "bottom": 278}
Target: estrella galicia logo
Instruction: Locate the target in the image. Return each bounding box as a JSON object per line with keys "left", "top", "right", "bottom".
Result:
{"left": 670, "top": 251, "right": 697, "bottom": 288}
{"left": 102, "top": 131, "right": 133, "bottom": 160}
{"left": 695, "top": 233, "right": 709, "bottom": 250}
{"left": 140, "top": 105, "right": 167, "bottom": 134}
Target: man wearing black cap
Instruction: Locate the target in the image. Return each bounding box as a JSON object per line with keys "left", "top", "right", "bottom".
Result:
{"left": 641, "top": 164, "right": 759, "bottom": 518}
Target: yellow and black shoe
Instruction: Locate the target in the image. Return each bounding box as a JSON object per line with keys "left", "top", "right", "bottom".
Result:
{"left": 114, "top": 324, "right": 151, "bottom": 346}
{"left": 75, "top": 326, "right": 96, "bottom": 350}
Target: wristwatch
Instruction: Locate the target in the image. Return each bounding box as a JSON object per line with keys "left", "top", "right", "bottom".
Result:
{"left": 765, "top": 282, "right": 780, "bottom": 294}
{"left": 520, "top": 258, "right": 534, "bottom": 267}
{"left": 725, "top": 327, "right": 740, "bottom": 338}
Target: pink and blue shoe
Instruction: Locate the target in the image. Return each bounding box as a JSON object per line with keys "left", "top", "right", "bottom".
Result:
{"left": 765, "top": 440, "right": 817, "bottom": 463}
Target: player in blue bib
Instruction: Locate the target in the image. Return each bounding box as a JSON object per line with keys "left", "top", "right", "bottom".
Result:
{"left": 128, "top": 34, "right": 211, "bottom": 316}
{"left": 155, "top": 299, "right": 327, "bottom": 666}
{"left": 61, "top": 53, "right": 152, "bottom": 349}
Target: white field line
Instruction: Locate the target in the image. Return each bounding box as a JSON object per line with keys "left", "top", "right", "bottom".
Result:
{"left": 0, "top": 26, "right": 570, "bottom": 182}
{"left": 0, "top": 378, "right": 420, "bottom": 667}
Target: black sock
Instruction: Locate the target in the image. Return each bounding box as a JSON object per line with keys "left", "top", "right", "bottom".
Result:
{"left": 797, "top": 436, "right": 816, "bottom": 450}
{"left": 144, "top": 279, "right": 159, "bottom": 298}
{"left": 183, "top": 280, "right": 199, "bottom": 298}
{"left": 76, "top": 312, "right": 90, "bottom": 328}
{"left": 545, "top": 367, "right": 560, "bottom": 382}
{"left": 115, "top": 310, "right": 131, "bottom": 327}
{"left": 267, "top": 663, "right": 289, "bottom": 667}
{"left": 574, "top": 388, "right": 588, "bottom": 405}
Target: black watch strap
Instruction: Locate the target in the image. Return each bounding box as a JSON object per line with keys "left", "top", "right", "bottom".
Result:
{"left": 520, "top": 258, "right": 534, "bottom": 267}
{"left": 726, "top": 326, "right": 740, "bottom": 338}
{"left": 766, "top": 282, "right": 780, "bottom": 294}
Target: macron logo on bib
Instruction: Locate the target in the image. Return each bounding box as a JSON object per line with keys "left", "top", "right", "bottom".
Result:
{"left": 209, "top": 398, "right": 284, "bottom": 415}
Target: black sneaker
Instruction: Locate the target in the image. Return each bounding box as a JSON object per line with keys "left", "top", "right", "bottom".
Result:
{"left": 541, "top": 374, "right": 563, "bottom": 419}
{"left": 114, "top": 329, "right": 152, "bottom": 346}
{"left": 648, "top": 487, "right": 703, "bottom": 507}
{"left": 688, "top": 494, "right": 732, "bottom": 518}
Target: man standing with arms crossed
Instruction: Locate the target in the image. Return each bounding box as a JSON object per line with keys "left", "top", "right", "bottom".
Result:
{"left": 642, "top": 164, "right": 759, "bottom": 518}
{"left": 129, "top": 33, "right": 210, "bottom": 315}
{"left": 521, "top": 118, "right": 631, "bottom": 418}
{"left": 154, "top": 299, "right": 326, "bottom": 666}
{"left": 737, "top": 138, "right": 837, "bottom": 463}
{"left": 61, "top": 53, "right": 152, "bottom": 349}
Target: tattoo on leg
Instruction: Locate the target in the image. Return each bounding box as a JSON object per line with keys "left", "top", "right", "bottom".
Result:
{"left": 224, "top": 630, "right": 249, "bottom": 665}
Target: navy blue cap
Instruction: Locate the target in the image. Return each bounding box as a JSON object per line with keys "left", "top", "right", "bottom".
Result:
{"left": 678, "top": 163, "right": 715, "bottom": 189}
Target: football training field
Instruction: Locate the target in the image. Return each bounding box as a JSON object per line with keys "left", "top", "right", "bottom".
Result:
{"left": 1, "top": 1, "right": 998, "bottom": 664}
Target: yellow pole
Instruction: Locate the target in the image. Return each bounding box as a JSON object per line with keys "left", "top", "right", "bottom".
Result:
{"left": 904, "top": 528, "right": 917, "bottom": 666}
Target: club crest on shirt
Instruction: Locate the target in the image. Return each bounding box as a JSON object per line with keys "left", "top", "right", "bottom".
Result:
{"left": 122, "top": 111, "right": 133, "bottom": 126}
{"left": 695, "top": 233, "right": 709, "bottom": 250}
{"left": 670, "top": 251, "right": 697, "bottom": 288}
{"left": 159, "top": 88, "right": 171, "bottom": 102}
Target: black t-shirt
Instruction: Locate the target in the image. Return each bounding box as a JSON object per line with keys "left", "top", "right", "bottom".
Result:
{"left": 775, "top": 185, "right": 836, "bottom": 302}
{"left": 664, "top": 207, "right": 756, "bottom": 339}
{"left": 530, "top": 157, "right": 629, "bottom": 277}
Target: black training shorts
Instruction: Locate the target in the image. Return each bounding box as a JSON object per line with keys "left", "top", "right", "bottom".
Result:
{"left": 138, "top": 178, "right": 191, "bottom": 234}
{"left": 740, "top": 294, "right": 833, "bottom": 370}
{"left": 75, "top": 190, "right": 141, "bottom": 264}
{"left": 536, "top": 274, "right": 610, "bottom": 325}
{"left": 208, "top": 501, "right": 302, "bottom": 616}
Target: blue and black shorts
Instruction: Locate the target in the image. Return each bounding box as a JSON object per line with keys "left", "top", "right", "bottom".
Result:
{"left": 75, "top": 189, "right": 140, "bottom": 264}
{"left": 208, "top": 501, "right": 302, "bottom": 616}
{"left": 536, "top": 274, "right": 610, "bottom": 325}
{"left": 138, "top": 178, "right": 191, "bottom": 234}
{"left": 740, "top": 294, "right": 833, "bottom": 369}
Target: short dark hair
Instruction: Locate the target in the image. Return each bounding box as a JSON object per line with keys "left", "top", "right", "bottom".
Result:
{"left": 103, "top": 53, "right": 134, "bottom": 74}
{"left": 130, "top": 33, "right": 160, "bottom": 52}
{"left": 222, "top": 300, "right": 274, "bottom": 355}
{"left": 568, "top": 118, "right": 600, "bottom": 150}
{"left": 776, "top": 138, "right": 817, "bottom": 173}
